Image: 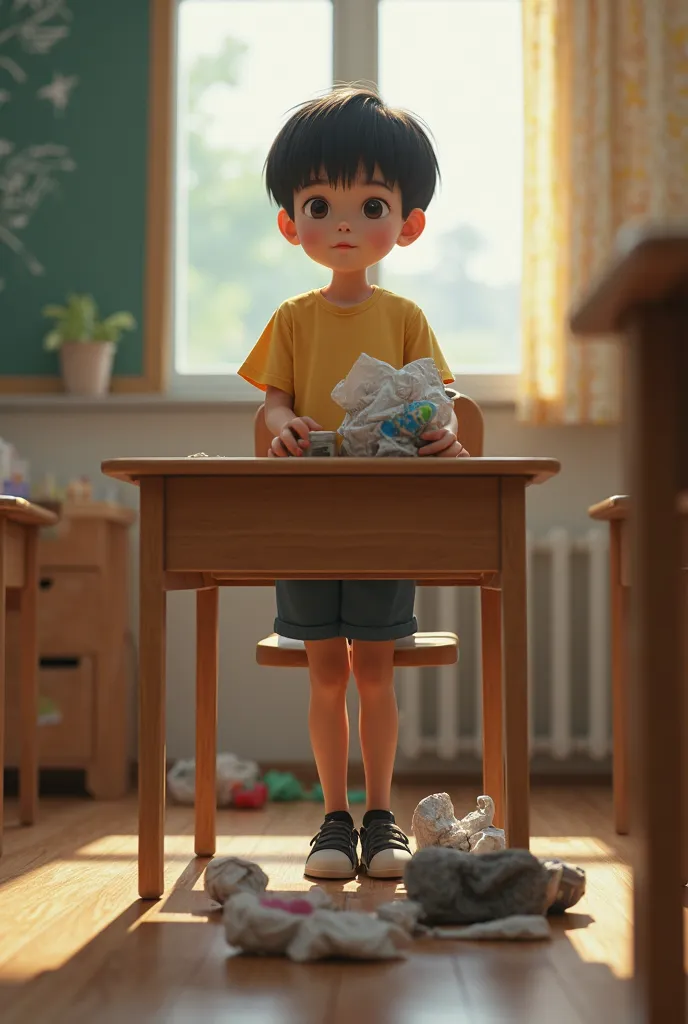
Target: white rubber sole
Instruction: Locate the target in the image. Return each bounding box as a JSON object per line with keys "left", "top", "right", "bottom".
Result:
{"left": 304, "top": 862, "right": 358, "bottom": 880}
{"left": 304, "top": 848, "right": 359, "bottom": 880}
{"left": 362, "top": 865, "right": 406, "bottom": 880}
{"left": 363, "top": 848, "right": 413, "bottom": 880}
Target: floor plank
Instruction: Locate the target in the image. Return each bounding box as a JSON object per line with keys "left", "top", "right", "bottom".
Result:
{"left": 0, "top": 784, "right": 648, "bottom": 1023}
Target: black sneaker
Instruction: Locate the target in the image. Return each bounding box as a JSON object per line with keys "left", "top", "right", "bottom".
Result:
{"left": 360, "top": 810, "right": 412, "bottom": 879}
{"left": 304, "top": 811, "right": 359, "bottom": 880}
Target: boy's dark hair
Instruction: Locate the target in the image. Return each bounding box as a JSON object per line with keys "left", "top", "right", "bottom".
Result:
{"left": 264, "top": 87, "right": 440, "bottom": 219}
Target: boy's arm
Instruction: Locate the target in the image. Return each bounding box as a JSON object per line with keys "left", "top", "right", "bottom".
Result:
{"left": 265, "top": 386, "right": 322, "bottom": 457}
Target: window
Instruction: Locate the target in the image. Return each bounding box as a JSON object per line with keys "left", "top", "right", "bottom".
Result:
{"left": 173, "top": 0, "right": 522, "bottom": 397}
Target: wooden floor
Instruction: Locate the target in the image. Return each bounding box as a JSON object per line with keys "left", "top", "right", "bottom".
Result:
{"left": 0, "top": 783, "right": 649, "bottom": 1023}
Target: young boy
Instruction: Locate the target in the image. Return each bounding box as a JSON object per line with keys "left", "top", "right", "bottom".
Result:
{"left": 239, "top": 87, "right": 468, "bottom": 881}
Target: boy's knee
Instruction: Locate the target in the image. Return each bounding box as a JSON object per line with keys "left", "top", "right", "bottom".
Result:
{"left": 352, "top": 642, "right": 395, "bottom": 691}
{"left": 310, "top": 663, "right": 350, "bottom": 692}
{"left": 306, "top": 641, "right": 350, "bottom": 691}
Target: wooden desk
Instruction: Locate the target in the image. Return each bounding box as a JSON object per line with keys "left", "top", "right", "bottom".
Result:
{"left": 589, "top": 494, "right": 688, "bottom": 840}
{"left": 0, "top": 496, "right": 58, "bottom": 853}
{"left": 572, "top": 226, "right": 688, "bottom": 1024}
{"left": 102, "top": 456, "right": 560, "bottom": 900}
{"left": 6, "top": 501, "right": 137, "bottom": 798}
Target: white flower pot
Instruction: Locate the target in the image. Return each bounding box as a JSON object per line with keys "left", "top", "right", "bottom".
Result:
{"left": 59, "top": 342, "right": 115, "bottom": 397}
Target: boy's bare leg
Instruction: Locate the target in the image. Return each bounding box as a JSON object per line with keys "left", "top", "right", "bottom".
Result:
{"left": 352, "top": 639, "right": 412, "bottom": 879}
{"left": 352, "top": 640, "right": 397, "bottom": 810}
{"left": 305, "top": 637, "right": 351, "bottom": 812}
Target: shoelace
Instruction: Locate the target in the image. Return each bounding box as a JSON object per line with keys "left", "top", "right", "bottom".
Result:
{"left": 309, "top": 819, "right": 358, "bottom": 855}
{"left": 361, "top": 821, "right": 411, "bottom": 863}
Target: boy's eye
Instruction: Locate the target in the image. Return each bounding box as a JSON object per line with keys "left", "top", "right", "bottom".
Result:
{"left": 362, "top": 198, "right": 390, "bottom": 220}
{"left": 303, "top": 198, "right": 330, "bottom": 219}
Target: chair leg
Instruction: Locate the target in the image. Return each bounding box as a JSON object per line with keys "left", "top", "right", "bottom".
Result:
{"left": 138, "top": 479, "right": 167, "bottom": 900}
{"left": 195, "top": 587, "right": 219, "bottom": 858}
{"left": 19, "top": 527, "right": 38, "bottom": 827}
{"left": 610, "top": 521, "right": 630, "bottom": 835}
{"left": 480, "top": 587, "right": 504, "bottom": 830}
{"left": 499, "top": 479, "right": 529, "bottom": 851}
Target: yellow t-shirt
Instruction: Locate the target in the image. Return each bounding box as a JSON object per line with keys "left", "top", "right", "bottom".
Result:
{"left": 238, "top": 287, "right": 454, "bottom": 431}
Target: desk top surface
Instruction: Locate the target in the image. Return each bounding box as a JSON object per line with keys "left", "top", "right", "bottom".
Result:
{"left": 0, "top": 496, "right": 58, "bottom": 527}
{"left": 102, "top": 456, "right": 561, "bottom": 488}
{"left": 570, "top": 222, "right": 688, "bottom": 334}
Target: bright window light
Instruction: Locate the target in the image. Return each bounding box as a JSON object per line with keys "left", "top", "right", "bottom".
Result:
{"left": 174, "top": 0, "right": 522, "bottom": 382}
{"left": 379, "top": 0, "right": 523, "bottom": 373}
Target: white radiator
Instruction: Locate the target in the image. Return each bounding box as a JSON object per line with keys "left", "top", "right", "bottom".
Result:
{"left": 399, "top": 528, "right": 611, "bottom": 762}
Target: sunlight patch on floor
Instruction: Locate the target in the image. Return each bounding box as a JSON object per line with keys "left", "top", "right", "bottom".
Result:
{"left": 530, "top": 836, "right": 617, "bottom": 859}
{"left": 75, "top": 834, "right": 320, "bottom": 857}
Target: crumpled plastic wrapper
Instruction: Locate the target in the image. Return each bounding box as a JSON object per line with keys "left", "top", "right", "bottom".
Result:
{"left": 332, "top": 354, "right": 454, "bottom": 457}
{"left": 167, "top": 753, "right": 260, "bottom": 808}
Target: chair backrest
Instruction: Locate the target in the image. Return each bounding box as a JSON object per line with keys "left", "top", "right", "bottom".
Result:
{"left": 252, "top": 391, "right": 483, "bottom": 456}
{"left": 254, "top": 394, "right": 484, "bottom": 458}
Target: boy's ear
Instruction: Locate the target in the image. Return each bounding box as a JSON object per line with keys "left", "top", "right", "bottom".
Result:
{"left": 396, "top": 208, "right": 426, "bottom": 248}
{"left": 277, "top": 209, "right": 301, "bottom": 246}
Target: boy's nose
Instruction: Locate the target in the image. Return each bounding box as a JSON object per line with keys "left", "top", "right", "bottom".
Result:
{"left": 336, "top": 221, "right": 351, "bottom": 232}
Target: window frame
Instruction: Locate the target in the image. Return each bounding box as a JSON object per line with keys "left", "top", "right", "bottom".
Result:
{"left": 166, "top": 0, "right": 519, "bottom": 404}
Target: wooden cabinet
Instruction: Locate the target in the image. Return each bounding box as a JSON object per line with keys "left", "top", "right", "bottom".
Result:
{"left": 5, "top": 503, "right": 136, "bottom": 798}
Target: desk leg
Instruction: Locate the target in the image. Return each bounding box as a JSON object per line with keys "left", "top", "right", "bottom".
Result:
{"left": 626, "top": 309, "right": 685, "bottom": 1023}
{"left": 682, "top": 520, "right": 688, "bottom": 888}
{"left": 139, "top": 478, "right": 167, "bottom": 900}
{"left": 0, "top": 520, "right": 6, "bottom": 855}
{"left": 195, "top": 587, "right": 219, "bottom": 857}
{"left": 610, "top": 521, "right": 630, "bottom": 836}
{"left": 480, "top": 586, "right": 504, "bottom": 830}
{"left": 19, "top": 526, "right": 38, "bottom": 826}
{"left": 500, "top": 478, "right": 529, "bottom": 850}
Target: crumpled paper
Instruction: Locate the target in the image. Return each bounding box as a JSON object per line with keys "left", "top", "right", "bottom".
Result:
{"left": 412, "top": 793, "right": 506, "bottom": 853}
{"left": 205, "top": 856, "right": 270, "bottom": 905}
{"left": 332, "top": 354, "right": 454, "bottom": 457}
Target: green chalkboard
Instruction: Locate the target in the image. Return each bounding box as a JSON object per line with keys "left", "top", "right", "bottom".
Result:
{"left": 0, "top": 0, "right": 151, "bottom": 378}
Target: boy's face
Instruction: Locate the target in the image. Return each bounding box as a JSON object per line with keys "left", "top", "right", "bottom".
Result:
{"left": 278, "top": 166, "right": 425, "bottom": 272}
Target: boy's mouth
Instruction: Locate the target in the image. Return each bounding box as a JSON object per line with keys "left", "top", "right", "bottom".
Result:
{"left": 333, "top": 243, "right": 357, "bottom": 249}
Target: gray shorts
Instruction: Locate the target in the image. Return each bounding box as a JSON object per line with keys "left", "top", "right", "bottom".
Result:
{"left": 275, "top": 580, "right": 417, "bottom": 642}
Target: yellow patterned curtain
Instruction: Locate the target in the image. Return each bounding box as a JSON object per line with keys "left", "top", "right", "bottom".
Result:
{"left": 519, "top": 0, "right": 688, "bottom": 424}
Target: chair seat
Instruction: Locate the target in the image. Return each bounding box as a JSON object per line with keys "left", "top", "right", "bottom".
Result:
{"left": 256, "top": 631, "right": 459, "bottom": 669}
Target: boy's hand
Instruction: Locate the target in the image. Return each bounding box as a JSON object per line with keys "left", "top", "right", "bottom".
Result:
{"left": 419, "top": 428, "right": 470, "bottom": 458}
{"left": 268, "top": 416, "right": 323, "bottom": 457}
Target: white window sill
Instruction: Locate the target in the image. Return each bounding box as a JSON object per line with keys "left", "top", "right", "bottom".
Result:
{"left": 0, "top": 372, "right": 517, "bottom": 412}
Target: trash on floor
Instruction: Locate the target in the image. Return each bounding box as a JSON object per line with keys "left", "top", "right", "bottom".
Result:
{"left": 205, "top": 855, "right": 409, "bottom": 962}
{"left": 412, "top": 792, "right": 506, "bottom": 853}
{"left": 405, "top": 846, "right": 584, "bottom": 925}
{"left": 167, "top": 753, "right": 261, "bottom": 807}
{"left": 263, "top": 770, "right": 366, "bottom": 804}
{"left": 203, "top": 848, "right": 581, "bottom": 962}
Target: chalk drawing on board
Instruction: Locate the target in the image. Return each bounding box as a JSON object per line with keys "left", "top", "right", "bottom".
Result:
{"left": 0, "top": 139, "right": 76, "bottom": 283}
{"left": 37, "top": 70, "right": 77, "bottom": 112}
{"left": 0, "top": 0, "right": 75, "bottom": 288}
{"left": 0, "top": 0, "right": 72, "bottom": 61}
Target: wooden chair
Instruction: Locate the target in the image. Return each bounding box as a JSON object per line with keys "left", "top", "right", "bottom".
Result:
{"left": 253, "top": 396, "right": 510, "bottom": 824}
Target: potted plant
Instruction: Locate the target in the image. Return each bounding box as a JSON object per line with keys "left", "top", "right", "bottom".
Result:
{"left": 43, "top": 294, "right": 136, "bottom": 396}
